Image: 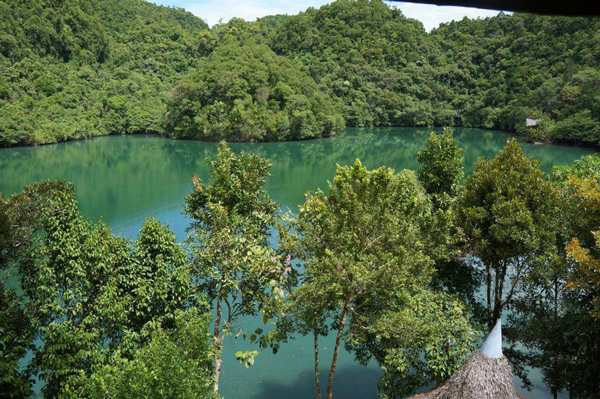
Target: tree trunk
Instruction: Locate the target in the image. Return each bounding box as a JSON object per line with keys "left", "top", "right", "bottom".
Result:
{"left": 214, "top": 354, "right": 222, "bottom": 395}
{"left": 492, "top": 283, "right": 503, "bottom": 328}
{"left": 494, "top": 262, "right": 507, "bottom": 324}
{"left": 552, "top": 278, "right": 559, "bottom": 399}
{"left": 487, "top": 262, "right": 493, "bottom": 329}
{"left": 213, "top": 295, "right": 223, "bottom": 394}
{"left": 327, "top": 296, "right": 351, "bottom": 399}
{"left": 493, "top": 263, "right": 500, "bottom": 327}
{"left": 314, "top": 328, "right": 322, "bottom": 399}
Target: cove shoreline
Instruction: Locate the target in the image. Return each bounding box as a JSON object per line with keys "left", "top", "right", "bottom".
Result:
{"left": 2, "top": 126, "right": 599, "bottom": 153}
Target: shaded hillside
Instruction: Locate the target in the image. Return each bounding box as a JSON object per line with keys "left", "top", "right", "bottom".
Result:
{"left": 1, "top": 0, "right": 600, "bottom": 146}
{"left": 165, "top": 40, "right": 344, "bottom": 141}
{"left": 0, "top": 0, "right": 207, "bottom": 146}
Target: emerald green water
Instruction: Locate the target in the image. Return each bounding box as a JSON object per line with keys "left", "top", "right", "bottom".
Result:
{"left": 0, "top": 127, "right": 593, "bottom": 398}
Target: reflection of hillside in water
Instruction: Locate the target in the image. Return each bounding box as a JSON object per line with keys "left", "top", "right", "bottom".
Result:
{"left": 0, "top": 136, "right": 217, "bottom": 224}
{"left": 0, "top": 128, "right": 593, "bottom": 225}
{"left": 233, "top": 127, "right": 593, "bottom": 209}
{"left": 451, "top": 128, "right": 596, "bottom": 175}
{"left": 234, "top": 129, "right": 428, "bottom": 209}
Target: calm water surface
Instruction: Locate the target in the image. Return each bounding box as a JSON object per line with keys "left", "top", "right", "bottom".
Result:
{"left": 0, "top": 127, "right": 594, "bottom": 399}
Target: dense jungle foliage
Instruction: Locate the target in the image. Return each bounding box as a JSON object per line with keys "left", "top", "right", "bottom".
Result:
{"left": 164, "top": 40, "right": 344, "bottom": 141}
{"left": 0, "top": 0, "right": 208, "bottom": 146}
{"left": 1, "top": 0, "right": 600, "bottom": 146}
{"left": 3, "top": 136, "right": 600, "bottom": 399}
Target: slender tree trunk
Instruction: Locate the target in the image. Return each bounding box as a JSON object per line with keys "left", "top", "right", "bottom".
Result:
{"left": 493, "top": 262, "right": 500, "bottom": 327}
{"left": 495, "top": 262, "right": 508, "bottom": 322}
{"left": 314, "top": 328, "right": 322, "bottom": 399}
{"left": 493, "top": 264, "right": 505, "bottom": 326}
{"left": 327, "top": 296, "right": 351, "bottom": 399}
{"left": 213, "top": 294, "right": 223, "bottom": 394}
{"left": 487, "top": 262, "right": 493, "bottom": 329}
{"left": 552, "top": 278, "right": 559, "bottom": 399}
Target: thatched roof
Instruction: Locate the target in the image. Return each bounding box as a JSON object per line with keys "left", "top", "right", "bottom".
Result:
{"left": 408, "top": 351, "right": 520, "bottom": 399}
{"left": 407, "top": 319, "right": 522, "bottom": 399}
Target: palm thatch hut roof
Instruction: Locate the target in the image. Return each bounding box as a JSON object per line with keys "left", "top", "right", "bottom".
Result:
{"left": 407, "top": 319, "right": 524, "bottom": 399}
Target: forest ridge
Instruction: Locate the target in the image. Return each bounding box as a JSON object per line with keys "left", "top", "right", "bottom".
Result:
{"left": 1, "top": 0, "right": 599, "bottom": 146}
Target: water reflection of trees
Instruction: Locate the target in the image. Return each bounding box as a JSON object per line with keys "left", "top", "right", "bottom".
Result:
{"left": 0, "top": 128, "right": 592, "bottom": 222}
{"left": 0, "top": 137, "right": 216, "bottom": 223}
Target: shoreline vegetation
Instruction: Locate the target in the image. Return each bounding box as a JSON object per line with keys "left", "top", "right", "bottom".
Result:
{"left": 3, "top": 0, "right": 600, "bottom": 397}
{"left": 7, "top": 127, "right": 600, "bottom": 153}
{"left": 1, "top": 0, "right": 600, "bottom": 148}
{"left": 3, "top": 136, "right": 600, "bottom": 399}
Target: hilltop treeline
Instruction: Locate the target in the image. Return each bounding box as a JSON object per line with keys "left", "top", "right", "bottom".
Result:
{"left": 0, "top": 0, "right": 207, "bottom": 145}
{"left": 1, "top": 0, "right": 600, "bottom": 146}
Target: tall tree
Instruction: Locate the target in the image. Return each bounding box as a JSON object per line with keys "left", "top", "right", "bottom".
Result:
{"left": 505, "top": 154, "right": 600, "bottom": 399}
{"left": 5, "top": 180, "right": 195, "bottom": 398}
{"left": 0, "top": 181, "right": 78, "bottom": 398}
{"left": 566, "top": 174, "right": 600, "bottom": 318}
{"left": 458, "top": 138, "right": 560, "bottom": 329}
{"left": 184, "top": 141, "right": 285, "bottom": 393}
{"left": 561, "top": 173, "right": 600, "bottom": 398}
{"left": 417, "top": 127, "right": 464, "bottom": 207}
{"left": 415, "top": 128, "right": 483, "bottom": 322}
{"left": 283, "top": 159, "right": 475, "bottom": 399}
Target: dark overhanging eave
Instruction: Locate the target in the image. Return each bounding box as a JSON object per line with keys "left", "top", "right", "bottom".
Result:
{"left": 387, "top": 0, "right": 600, "bottom": 16}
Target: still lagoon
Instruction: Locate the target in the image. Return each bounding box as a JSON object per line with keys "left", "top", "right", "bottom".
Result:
{"left": 0, "top": 127, "right": 594, "bottom": 398}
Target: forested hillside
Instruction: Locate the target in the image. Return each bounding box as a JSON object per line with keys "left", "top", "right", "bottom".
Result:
{"left": 1, "top": 0, "right": 600, "bottom": 146}
{"left": 265, "top": 1, "right": 600, "bottom": 143}
{"left": 428, "top": 14, "right": 600, "bottom": 143}
{"left": 164, "top": 40, "right": 344, "bottom": 141}
{"left": 0, "top": 0, "right": 207, "bottom": 146}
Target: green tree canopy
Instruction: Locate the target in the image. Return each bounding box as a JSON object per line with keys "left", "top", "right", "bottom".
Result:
{"left": 458, "top": 138, "right": 560, "bottom": 328}
{"left": 417, "top": 127, "right": 464, "bottom": 207}
{"left": 281, "top": 159, "right": 476, "bottom": 399}
{"left": 184, "top": 142, "right": 287, "bottom": 393}
{"left": 62, "top": 308, "right": 215, "bottom": 399}
{"left": 165, "top": 40, "right": 344, "bottom": 141}
{"left": 3, "top": 181, "right": 200, "bottom": 398}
